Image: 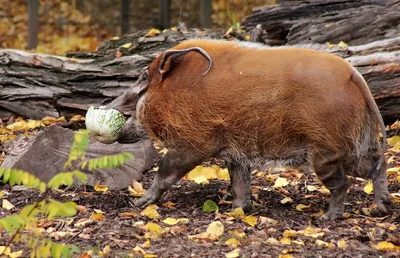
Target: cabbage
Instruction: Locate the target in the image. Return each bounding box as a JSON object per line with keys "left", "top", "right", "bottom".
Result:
{"left": 85, "top": 106, "right": 126, "bottom": 143}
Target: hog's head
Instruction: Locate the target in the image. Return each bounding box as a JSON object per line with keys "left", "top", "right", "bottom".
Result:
{"left": 85, "top": 46, "right": 212, "bottom": 144}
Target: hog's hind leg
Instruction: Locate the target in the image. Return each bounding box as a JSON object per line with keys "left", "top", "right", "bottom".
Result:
{"left": 227, "top": 160, "right": 252, "bottom": 212}
{"left": 371, "top": 156, "right": 392, "bottom": 214}
{"left": 135, "top": 148, "right": 206, "bottom": 207}
{"left": 313, "top": 151, "right": 351, "bottom": 220}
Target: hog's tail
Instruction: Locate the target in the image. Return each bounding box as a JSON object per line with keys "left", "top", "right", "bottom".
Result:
{"left": 351, "top": 68, "right": 387, "bottom": 176}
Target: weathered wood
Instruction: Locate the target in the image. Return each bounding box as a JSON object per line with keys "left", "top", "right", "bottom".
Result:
{"left": 1, "top": 30, "right": 399, "bottom": 122}
{"left": 242, "top": 0, "right": 400, "bottom": 46}
{"left": 1, "top": 125, "right": 157, "bottom": 190}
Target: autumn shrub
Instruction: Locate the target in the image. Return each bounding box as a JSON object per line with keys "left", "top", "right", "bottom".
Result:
{"left": 0, "top": 130, "right": 133, "bottom": 258}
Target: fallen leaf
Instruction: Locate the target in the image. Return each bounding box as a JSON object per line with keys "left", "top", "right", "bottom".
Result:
{"left": 274, "top": 177, "right": 289, "bottom": 188}
{"left": 129, "top": 181, "right": 146, "bottom": 197}
{"left": 119, "top": 212, "right": 137, "bottom": 219}
{"left": 162, "top": 201, "right": 176, "bottom": 208}
{"left": 283, "top": 230, "right": 297, "bottom": 238}
{"left": 315, "top": 239, "right": 335, "bottom": 248}
{"left": 94, "top": 184, "right": 108, "bottom": 192}
{"left": 337, "top": 240, "right": 347, "bottom": 250}
{"left": 280, "top": 237, "right": 291, "bottom": 245}
{"left": 141, "top": 240, "right": 151, "bottom": 248}
{"left": 371, "top": 241, "right": 400, "bottom": 251}
{"left": 121, "top": 43, "right": 132, "bottom": 48}
{"left": 203, "top": 199, "right": 219, "bottom": 212}
{"left": 90, "top": 212, "right": 104, "bottom": 221}
{"left": 303, "top": 227, "right": 325, "bottom": 238}
{"left": 296, "top": 204, "right": 311, "bottom": 211}
{"left": 141, "top": 204, "right": 160, "bottom": 219}
{"left": 145, "top": 28, "right": 161, "bottom": 37}
{"left": 216, "top": 167, "right": 230, "bottom": 180}
{"left": 225, "top": 238, "right": 241, "bottom": 247}
{"left": 281, "top": 197, "right": 293, "bottom": 204}
{"left": 162, "top": 218, "right": 189, "bottom": 226}
{"left": 338, "top": 41, "right": 348, "bottom": 48}
{"left": 306, "top": 185, "right": 318, "bottom": 192}
{"left": 242, "top": 215, "right": 257, "bottom": 227}
{"left": 266, "top": 237, "right": 280, "bottom": 245}
{"left": 144, "top": 222, "right": 163, "bottom": 239}
{"left": 2, "top": 199, "right": 15, "bottom": 210}
{"left": 225, "top": 248, "right": 240, "bottom": 258}
{"left": 364, "top": 181, "right": 373, "bottom": 195}
{"left": 225, "top": 208, "right": 245, "bottom": 218}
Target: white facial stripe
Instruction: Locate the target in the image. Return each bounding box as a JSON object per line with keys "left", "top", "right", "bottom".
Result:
{"left": 136, "top": 93, "right": 147, "bottom": 124}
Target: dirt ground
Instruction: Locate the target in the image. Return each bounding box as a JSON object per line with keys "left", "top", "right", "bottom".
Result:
{"left": 1, "top": 163, "right": 399, "bottom": 258}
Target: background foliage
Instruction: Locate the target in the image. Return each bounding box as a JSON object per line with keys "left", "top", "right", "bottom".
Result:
{"left": 0, "top": 0, "right": 278, "bottom": 55}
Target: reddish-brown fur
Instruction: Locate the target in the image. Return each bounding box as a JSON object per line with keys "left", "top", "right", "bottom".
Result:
{"left": 142, "top": 41, "right": 371, "bottom": 162}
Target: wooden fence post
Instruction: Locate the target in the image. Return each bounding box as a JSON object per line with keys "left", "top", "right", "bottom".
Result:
{"left": 121, "top": 0, "right": 131, "bottom": 35}
{"left": 200, "top": 0, "right": 212, "bottom": 28}
{"left": 27, "top": 0, "right": 39, "bottom": 49}
{"left": 159, "top": 0, "right": 171, "bottom": 29}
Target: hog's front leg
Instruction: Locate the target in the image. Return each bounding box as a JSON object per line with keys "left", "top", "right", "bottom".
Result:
{"left": 135, "top": 148, "right": 206, "bottom": 207}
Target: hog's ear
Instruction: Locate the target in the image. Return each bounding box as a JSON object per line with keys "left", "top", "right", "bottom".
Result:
{"left": 158, "top": 47, "right": 212, "bottom": 81}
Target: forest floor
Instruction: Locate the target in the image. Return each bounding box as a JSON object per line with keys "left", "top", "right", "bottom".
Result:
{"left": 1, "top": 126, "right": 400, "bottom": 258}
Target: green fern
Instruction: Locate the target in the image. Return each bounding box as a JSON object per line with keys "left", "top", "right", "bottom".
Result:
{"left": 0, "top": 129, "right": 134, "bottom": 257}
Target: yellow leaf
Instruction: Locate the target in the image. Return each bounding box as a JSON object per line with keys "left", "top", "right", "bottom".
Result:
{"left": 94, "top": 184, "right": 108, "bottom": 192}
{"left": 315, "top": 239, "right": 334, "bottom": 248}
{"left": 193, "top": 175, "right": 209, "bottom": 184}
{"left": 225, "top": 208, "right": 245, "bottom": 218}
{"left": 225, "top": 238, "right": 241, "bottom": 247}
{"left": 364, "top": 181, "right": 373, "bottom": 195}
{"left": 216, "top": 168, "right": 230, "bottom": 181}
{"left": 141, "top": 204, "right": 160, "bottom": 219}
{"left": 132, "top": 246, "right": 146, "bottom": 255}
{"left": 121, "top": 43, "right": 132, "bottom": 48}
{"left": 306, "top": 185, "right": 318, "bottom": 192}
{"left": 129, "top": 180, "right": 146, "bottom": 196}
{"left": 90, "top": 212, "right": 104, "bottom": 221}
{"left": 337, "top": 240, "right": 347, "bottom": 250}
{"left": 293, "top": 240, "right": 305, "bottom": 246}
{"left": 9, "top": 249, "right": 22, "bottom": 258}
{"left": 372, "top": 241, "right": 400, "bottom": 251}
{"left": 283, "top": 230, "right": 297, "bottom": 238}
{"left": 296, "top": 204, "right": 311, "bottom": 211}
{"left": 145, "top": 28, "right": 161, "bottom": 37}
{"left": 281, "top": 197, "right": 293, "bottom": 204}
{"left": 319, "top": 186, "right": 330, "bottom": 195}
{"left": 303, "top": 227, "right": 325, "bottom": 238}
{"left": 225, "top": 248, "right": 240, "bottom": 258}
{"left": 337, "top": 41, "right": 348, "bottom": 48}
{"left": 162, "top": 217, "right": 189, "bottom": 225}
{"left": 242, "top": 215, "right": 257, "bottom": 227}
{"left": 141, "top": 239, "right": 151, "bottom": 248}
{"left": 102, "top": 245, "right": 110, "bottom": 255}
{"left": 145, "top": 222, "right": 163, "bottom": 239}
{"left": 266, "top": 237, "right": 280, "bottom": 245}
{"left": 274, "top": 177, "right": 289, "bottom": 188}
{"left": 388, "top": 136, "right": 400, "bottom": 145}
{"left": 231, "top": 230, "right": 246, "bottom": 238}
{"left": 0, "top": 246, "right": 11, "bottom": 255}
{"left": 144, "top": 254, "right": 157, "bottom": 258}
{"left": 206, "top": 221, "right": 224, "bottom": 239}
{"left": 361, "top": 207, "right": 371, "bottom": 216}
{"left": 2, "top": 199, "right": 15, "bottom": 210}
{"left": 279, "top": 254, "right": 293, "bottom": 258}
{"left": 280, "top": 237, "right": 291, "bottom": 245}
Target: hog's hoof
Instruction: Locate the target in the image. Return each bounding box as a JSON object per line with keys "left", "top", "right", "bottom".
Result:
{"left": 135, "top": 190, "right": 162, "bottom": 207}
{"left": 375, "top": 194, "right": 393, "bottom": 214}
{"left": 233, "top": 199, "right": 253, "bottom": 213}
{"left": 319, "top": 212, "right": 343, "bottom": 221}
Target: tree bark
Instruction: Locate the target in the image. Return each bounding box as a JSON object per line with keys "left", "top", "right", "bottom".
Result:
{"left": 241, "top": 0, "right": 400, "bottom": 46}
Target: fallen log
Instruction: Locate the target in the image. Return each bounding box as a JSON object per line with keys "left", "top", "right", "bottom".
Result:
{"left": 241, "top": 0, "right": 400, "bottom": 46}
{"left": 1, "top": 125, "right": 157, "bottom": 190}
{"left": 0, "top": 33, "right": 399, "bottom": 122}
